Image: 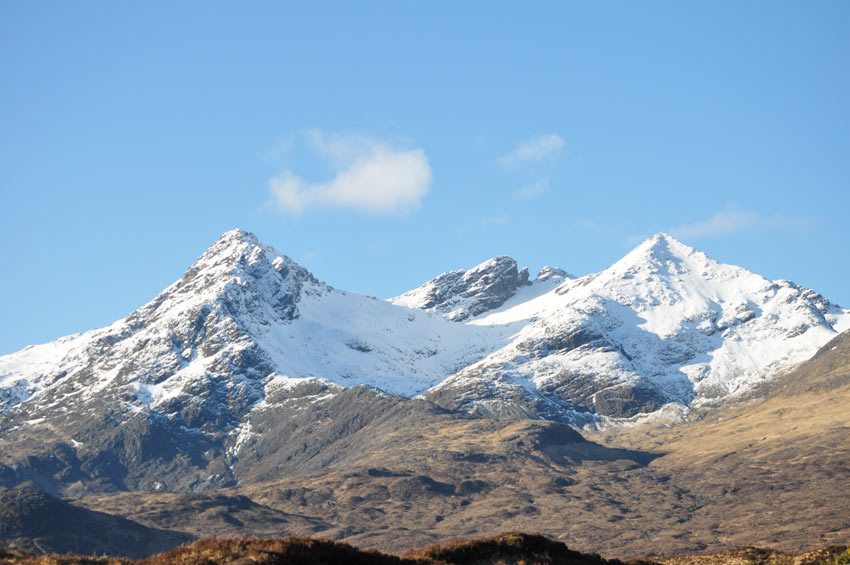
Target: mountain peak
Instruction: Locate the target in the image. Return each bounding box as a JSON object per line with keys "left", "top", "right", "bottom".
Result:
{"left": 137, "top": 230, "right": 320, "bottom": 326}
{"left": 609, "top": 232, "right": 710, "bottom": 278}
{"left": 392, "top": 255, "right": 527, "bottom": 321}
{"left": 217, "top": 227, "right": 260, "bottom": 245}
{"left": 199, "top": 229, "right": 266, "bottom": 265}
{"left": 636, "top": 232, "right": 696, "bottom": 257}
{"left": 189, "top": 229, "right": 317, "bottom": 286}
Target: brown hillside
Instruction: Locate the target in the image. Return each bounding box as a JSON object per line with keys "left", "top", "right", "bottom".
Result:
{"left": 37, "top": 330, "right": 850, "bottom": 558}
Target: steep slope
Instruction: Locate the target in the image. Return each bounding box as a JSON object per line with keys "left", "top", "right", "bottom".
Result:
{"left": 424, "top": 234, "right": 849, "bottom": 423}
{"left": 0, "top": 230, "right": 519, "bottom": 494}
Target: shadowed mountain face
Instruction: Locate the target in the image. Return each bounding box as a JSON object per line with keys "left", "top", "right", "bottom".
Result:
{"left": 0, "top": 487, "right": 191, "bottom": 558}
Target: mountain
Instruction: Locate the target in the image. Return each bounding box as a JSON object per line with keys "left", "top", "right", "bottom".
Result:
{"left": 0, "top": 230, "right": 529, "bottom": 494}
{"left": 0, "top": 230, "right": 847, "bottom": 496}
{"left": 424, "top": 233, "right": 849, "bottom": 422}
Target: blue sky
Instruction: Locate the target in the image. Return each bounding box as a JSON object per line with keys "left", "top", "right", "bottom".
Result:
{"left": 2, "top": 1, "right": 849, "bottom": 355}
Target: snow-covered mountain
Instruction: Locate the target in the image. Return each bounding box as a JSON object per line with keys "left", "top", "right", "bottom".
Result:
{"left": 0, "top": 229, "right": 517, "bottom": 423}
{"left": 423, "top": 234, "right": 849, "bottom": 424}
{"left": 0, "top": 229, "right": 847, "bottom": 493}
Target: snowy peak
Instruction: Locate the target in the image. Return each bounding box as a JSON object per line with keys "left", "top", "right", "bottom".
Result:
{"left": 140, "top": 229, "right": 320, "bottom": 324}
{"left": 633, "top": 232, "right": 698, "bottom": 258}
{"left": 391, "top": 255, "right": 531, "bottom": 321}
{"left": 182, "top": 228, "right": 318, "bottom": 297}
{"left": 556, "top": 233, "right": 746, "bottom": 310}
{"left": 0, "top": 230, "right": 328, "bottom": 421}
{"left": 600, "top": 233, "right": 712, "bottom": 282}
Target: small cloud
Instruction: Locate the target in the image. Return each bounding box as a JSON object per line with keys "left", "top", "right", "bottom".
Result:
{"left": 764, "top": 214, "right": 822, "bottom": 232}
{"left": 480, "top": 215, "right": 511, "bottom": 227}
{"left": 497, "top": 134, "right": 564, "bottom": 169}
{"left": 267, "top": 131, "right": 432, "bottom": 216}
{"left": 514, "top": 178, "right": 549, "bottom": 200}
{"left": 671, "top": 210, "right": 759, "bottom": 238}
{"left": 670, "top": 208, "right": 821, "bottom": 239}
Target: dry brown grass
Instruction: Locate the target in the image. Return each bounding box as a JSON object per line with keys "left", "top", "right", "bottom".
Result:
{"left": 402, "top": 531, "right": 637, "bottom": 564}
{"left": 63, "top": 332, "right": 850, "bottom": 559}
{"left": 2, "top": 536, "right": 847, "bottom": 565}
{"left": 0, "top": 547, "right": 128, "bottom": 564}
{"left": 138, "top": 536, "right": 421, "bottom": 565}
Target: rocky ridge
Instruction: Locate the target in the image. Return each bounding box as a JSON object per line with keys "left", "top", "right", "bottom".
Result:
{"left": 391, "top": 255, "right": 535, "bottom": 321}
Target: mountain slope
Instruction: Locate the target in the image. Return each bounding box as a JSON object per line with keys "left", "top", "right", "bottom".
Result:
{"left": 424, "top": 234, "right": 849, "bottom": 421}
{"left": 0, "top": 486, "right": 191, "bottom": 558}
{"left": 0, "top": 230, "right": 523, "bottom": 493}
{"left": 0, "top": 230, "right": 847, "bottom": 496}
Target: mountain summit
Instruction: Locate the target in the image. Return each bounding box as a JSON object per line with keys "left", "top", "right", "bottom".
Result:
{"left": 0, "top": 230, "right": 847, "bottom": 493}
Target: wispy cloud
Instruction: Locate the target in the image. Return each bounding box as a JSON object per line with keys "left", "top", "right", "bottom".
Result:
{"left": 268, "top": 130, "right": 432, "bottom": 215}
{"left": 497, "top": 133, "right": 564, "bottom": 169}
{"left": 671, "top": 209, "right": 821, "bottom": 239}
{"left": 514, "top": 178, "right": 549, "bottom": 199}
{"left": 480, "top": 215, "right": 511, "bottom": 227}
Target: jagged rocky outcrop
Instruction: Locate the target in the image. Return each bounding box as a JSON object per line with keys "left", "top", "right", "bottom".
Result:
{"left": 391, "top": 256, "right": 533, "bottom": 321}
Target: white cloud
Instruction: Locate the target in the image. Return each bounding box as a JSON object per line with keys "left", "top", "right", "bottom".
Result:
{"left": 268, "top": 131, "right": 432, "bottom": 215}
{"left": 497, "top": 134, "right": 564, "bottom": 169}
{"left": 670, "top": 209, "right": 821, "bottom": 239}
{"left": 514, "top": 178, "right": 549, "bottom": 199}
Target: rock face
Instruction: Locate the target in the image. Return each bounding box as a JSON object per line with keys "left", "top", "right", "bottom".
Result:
{"left": 0, "top": 230, "right": 848, "bottom": 495}
{"left": 391, "top": 256, "right": 533, "bottom": 321}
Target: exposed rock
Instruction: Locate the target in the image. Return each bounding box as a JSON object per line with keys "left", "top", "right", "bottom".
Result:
{"left": 392, "top": 256, "right": 526, "bottom": 321}
{"left": 536, "top": 265, "right": 569, "bottom": 280}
